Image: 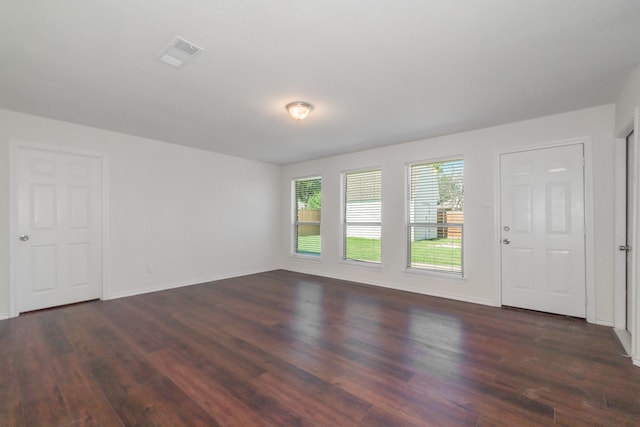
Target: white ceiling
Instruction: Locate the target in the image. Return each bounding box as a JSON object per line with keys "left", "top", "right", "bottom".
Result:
{"left": 1, "top": 1, "right": 640, "bottom": 164}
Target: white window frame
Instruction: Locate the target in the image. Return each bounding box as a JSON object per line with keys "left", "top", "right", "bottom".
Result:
{"left": 406, "top": 156, "right": 464, "bottom": 277}
{"left": 342, "top": 167, "right": 382, "bottom": 265}
{"left": 292, "top": 175, "right": 322, "bottom": 258}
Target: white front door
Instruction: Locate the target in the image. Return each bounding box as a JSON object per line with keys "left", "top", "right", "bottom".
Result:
{"left": 500, "top": 144, "right": 586, "bottom": 317}
{"left": 15, "top": 145, "right": 103, "bottom": 313}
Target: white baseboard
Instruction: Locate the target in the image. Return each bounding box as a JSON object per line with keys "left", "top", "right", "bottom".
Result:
{"left": 104, "top": 267, "right": 275, "bottom": 301}
{"left": 633, "top": 357, "right": 640, "bottom": 368}
{"left": 613, "top": 328, "right": 632, "bottom": 356}
{"left": 0, "top": 313, "right": 9, "bottom": 321}
{"left": 282, "top": 267, "right": 498, "bottom": 307}
{"left": 595, "top": 320, "right": 615, "bottom": 327}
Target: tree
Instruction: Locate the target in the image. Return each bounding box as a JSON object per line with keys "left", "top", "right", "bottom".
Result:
{"left": 295, "top": 178, "right": 321, "bottom": 207}
{"left": 438, "top": 174, "right": 464, "bottom": 210}
{"left": 306, "top": 191, "right": 322, "bottom": 210}
{"left": 433, "top": 162, "right": 463, "bottom": 210}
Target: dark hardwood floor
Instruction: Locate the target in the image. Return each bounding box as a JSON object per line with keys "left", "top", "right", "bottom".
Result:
{"left": 1, "top": 270, "right": 639, "bottom": 426}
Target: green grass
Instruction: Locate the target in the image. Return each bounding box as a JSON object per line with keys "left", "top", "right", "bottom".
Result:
{"left": 296, "top": 235, "right": 321, "bottom": 256}
{"left": 345, "top": 237, "right": 381, "bottom": 262}
{"left": 296, "top": 235, "right": 461, "bottom": 268}
{"left": 410, "top": 237, "right": 461, "bottom": 267}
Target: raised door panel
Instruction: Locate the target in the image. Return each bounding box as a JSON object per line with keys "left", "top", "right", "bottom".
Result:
{"left": 31, "top": 245, "right": 57, "bottom": 293}
{"left": 546, "top": 182, "right": 571, "bottom": 234}
{"left": 69, "top": 243, "right": 90, "bottom": 287}
{"left": 31, "top": 184, "right": 57, "bottom": 229}
{"left": 510, "top": 185, "right": 532, "bottom": 233}
{"left": 69, "top": 186, "right": 90, "bottom": 229}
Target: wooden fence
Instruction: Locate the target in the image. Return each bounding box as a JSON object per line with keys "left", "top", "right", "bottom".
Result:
{"left": 297, "top": 209, "right": 321, "bottom": 237}
{"left": 436, "top": 210, "right": 464, "bottom": 238}
{"left": 298, "top": 209, "right": 462, "bottom": 239}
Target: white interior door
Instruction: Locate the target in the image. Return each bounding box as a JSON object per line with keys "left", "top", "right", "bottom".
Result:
{"left": 500, "top": 144, "right": 586, "bottom": 317}
{"left": 15, "top": 146, "right": 103, "bottom": 313}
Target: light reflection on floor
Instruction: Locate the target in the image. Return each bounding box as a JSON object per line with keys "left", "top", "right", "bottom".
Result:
{"left": 292, "top": 282, "right": 325, "bottom": 344}
{"left": 288, "top": 280, "right": 470, "bottom": 386}
{"left": 407, "top": 308, "right": 464, "bottom": 376}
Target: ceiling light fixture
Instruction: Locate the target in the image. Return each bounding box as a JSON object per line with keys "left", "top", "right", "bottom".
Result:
{"left": 286, "top": 101, "right": 314, "bottom": 121}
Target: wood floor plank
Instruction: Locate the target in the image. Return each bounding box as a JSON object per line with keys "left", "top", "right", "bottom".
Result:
{"left": 0, "top": 404, "right": 25, "bottom": 427}
{"left": 174, "top": 301, "right": 349, "bottom": 384}
{"left": 408, "top": 371, "right": 555, "bottom": 426}
{"left": 553, "top": 406, "right": 634, "bottom": 427}
{"left": 146, "top": 348, "right": 265, "bottom": 427}
{"left": 16, "top": 344, "right": 71, "bottom": 426}
{"left": 358, "top": 406, "right": 427, "bottom": 427}
{"left": 139, "top": 376, "right": 222, "bottom": 427}
{"left": 0, "top": 351, "right": 21, "bottom": 415}
{"left": 118, "top": 297, "right": 267, "bottom": 382}
{"left": 334, "top": 368, "right": 480, "bottom": 426}
{"left": 49, "top": 353, "right": 123, "bottom": 427}
{"left": 87, "top": 358, "right": 171, "bottom": 426}
{"left": 250, "top": 369, "right": 371, "bottom": 425}
{"left": 2, "top": 269, "right": 640, "bottom": 426}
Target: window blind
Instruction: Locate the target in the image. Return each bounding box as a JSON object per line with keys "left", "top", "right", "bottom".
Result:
{"left": 408, "top": 159, "right": 464, "bottom": 274}
{"left": 294, "top": 176, "right": 321, "bottom": 256}
{"left": 344, "top": 169, "right": 382, "bottom": 263}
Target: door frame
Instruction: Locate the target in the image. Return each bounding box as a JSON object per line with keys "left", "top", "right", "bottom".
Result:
{"left": 614, "top": 121, "right": 635, "bottom": 330}
{"left": 8, "top": 140, "right": 109, "bottom": 318}
{"left": 494, "top": 137, "right": 595, "bottom": 323}
{"left": 614, "top": 107, "right": 640, "bottom": 365}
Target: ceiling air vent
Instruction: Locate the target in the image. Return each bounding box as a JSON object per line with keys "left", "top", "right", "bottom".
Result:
{"left": 157, "top": 36, "right": 204, "bottom": 68}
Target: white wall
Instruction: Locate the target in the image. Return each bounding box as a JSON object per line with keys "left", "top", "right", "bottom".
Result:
{"left": 0, "top": 109, "right": 281, "bottom": 317}
{"left": 281, "top": 105, "right": 616, "bottom": 325}
{"left": 616, "top": 65, "right": 640, "bottom": 134}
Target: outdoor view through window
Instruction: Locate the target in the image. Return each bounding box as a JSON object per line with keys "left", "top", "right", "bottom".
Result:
{"left": 294, "top": 177, "right": 321, "bottom": 256}
{"left": 344, "top": 169, "right": 382, "bottom": 263}
{"left": 408, "top": 159, "right": 464, "bottom": 275}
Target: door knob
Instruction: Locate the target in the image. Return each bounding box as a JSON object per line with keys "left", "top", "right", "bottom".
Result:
{"left": 19, "top": 235, "right": 29, "bottom": 241}
{"left": 502, "top": 238, "right": 510, "bottom": 245}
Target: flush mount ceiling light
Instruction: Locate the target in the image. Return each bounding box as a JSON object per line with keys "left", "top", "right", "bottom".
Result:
{"left": 286, "top": 101, "right": 314, "bottom": 121}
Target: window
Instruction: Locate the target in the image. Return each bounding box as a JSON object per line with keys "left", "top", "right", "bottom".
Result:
{"left": 293, "top": 176, "right": 322, "bottom": 256}
{"left": 343, "top": 168, "right": 382, "bottom": 263}
{"left": 407, "top": 158, "right": 464, "bottom": 275}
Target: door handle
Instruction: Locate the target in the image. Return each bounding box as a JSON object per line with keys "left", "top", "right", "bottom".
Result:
{"left": 502, "top": 238, "right": 510, "bottom": 245}
{"left": 19, "top": 235, "right": 29, "bottom": 241}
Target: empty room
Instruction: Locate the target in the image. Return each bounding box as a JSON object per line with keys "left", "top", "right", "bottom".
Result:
{"left": 2, "top": 1, "right": 640, "bottom": 426}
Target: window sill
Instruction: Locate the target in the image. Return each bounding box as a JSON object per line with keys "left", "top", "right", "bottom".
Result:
{"left": 340, "top": 259, "right": 383, "bottom": 270}
{"left": 404, "top": 267, "right": 465, "bottom": 282}
{"left": 290, "top": 253, "right": 322, "bottom": 263}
